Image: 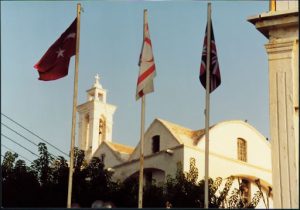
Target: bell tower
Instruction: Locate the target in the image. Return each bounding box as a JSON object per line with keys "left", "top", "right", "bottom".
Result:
{"left": 77, "top": 74, "right": 116, "bottom": 160}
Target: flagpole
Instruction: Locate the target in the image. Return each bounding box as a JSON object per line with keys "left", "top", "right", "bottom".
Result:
{"left": 138, "top": 95, "right": 146, "bottom": 208}
{"left": 67, "top": 3, "right": 81, "bottom": 208}
{"left": 137, "top": 9, "right": 148, "bottom": 208}
{"left": 204, "top": 2, "right": 211, "bottom": 209}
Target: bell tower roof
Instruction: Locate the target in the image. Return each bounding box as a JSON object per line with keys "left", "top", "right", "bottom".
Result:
{"left": 86, "top": 74, "right": 106, "bottom": 103}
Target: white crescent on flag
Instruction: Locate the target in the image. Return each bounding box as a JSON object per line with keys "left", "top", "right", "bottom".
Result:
{"left": 136, "top": 10, "right": 156, "bottom": 100}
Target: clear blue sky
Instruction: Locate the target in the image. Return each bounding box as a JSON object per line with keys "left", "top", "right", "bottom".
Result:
{"left": 1, "top": 1, "right": 269, "bottom": 164}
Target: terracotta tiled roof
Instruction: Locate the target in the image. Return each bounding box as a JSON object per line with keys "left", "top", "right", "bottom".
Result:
{"left": 106, "top": 141, "right": 134, "bottom": 154}
{"left": 157, "top": 118, "right": 207, "bottom": 146}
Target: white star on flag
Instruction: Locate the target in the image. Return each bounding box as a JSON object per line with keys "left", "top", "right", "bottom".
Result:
{"left": 56, "top": 48, "right": 65, "bottom": 58}
{"left": 34, "top": 18, "right": 77, "bottom": 81}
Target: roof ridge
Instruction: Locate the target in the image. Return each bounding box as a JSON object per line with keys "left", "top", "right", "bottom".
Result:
{"left": 107, "top": 141, "right": 134, "bottom": 149}
{"left": 156, "top": 118, "right": 192, "bottom": 131}
{"left": 106, "top": 141, "right": 134, "bottom": 154}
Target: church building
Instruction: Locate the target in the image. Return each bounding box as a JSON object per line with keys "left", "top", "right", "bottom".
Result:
{"left": 77, "top": 76, "right": 273, "bottom": 208}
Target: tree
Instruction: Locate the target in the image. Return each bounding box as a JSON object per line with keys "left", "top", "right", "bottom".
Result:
{"left": 2, "top": 151, "right": 19, "bottom": 207}
{"left": 30, "top": 143, "right": 56, "bottom": 206}
{"left": 2, "top": 147, "right": 265, "bottom": 208}
{"left": 2, "top": 152, "right": 40, "bottom": 207}
{"left": 2, "top": 151, "right": 18, "bottom": 181}
{"left": 71, "top": 150, "right": 116, "bottom": 207}
{"left": 208, "top": 176, "right": 263, "bottom": 208}
{"left": 164, "top": 162, "right": 202, "bottom": 208}
{"left": 162, "top": 161, "right": 263, "bottom": 209}
{"left": 50, "top": 156, "right": 69, "bottom": 206}
{"left": 112, "top": 177, "right": 139, "bottom": 207}
{"left": 82, "top": 157, "right": 113, "bottom": 205}
{"left": 11, "top": 160, "right": 40, "bottom": 207}
{"left": 31, "top": 143, "right": 54, "bottom": 186}
{"left": 143, "top": 180, "right": 164, "bottom": 207}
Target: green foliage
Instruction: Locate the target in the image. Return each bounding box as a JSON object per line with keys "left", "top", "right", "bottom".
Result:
{"left": 221, "top": 177, "right": 263, "bottom": 208}
{"left": 186, "top": 158, "right": 198, "bottom": 183}
{"left": 143, "top": 182, "right": 164, "bottom": 207}
{"left": 1, "top": 147, "right": 266, "bottom": 208}
{"left": 1, "top": 145, "right": 115, "bottom": 207}
{"left": 2, "top": 151, "right": 18, "bottom": 181}
{"left": 164, "top": 162, "right": 202, "bottom": 208}
{"left": 2, "top": 152, "right": 40, "bottom": 207}
{"left": 2, "top": 151, "right": 18, "bottom": 170}
{"left": 214, "top": 176, "right": 234, "bottom": 208}
{"left": 77, "top": 157, "right": 113, "bottom": 206}
{"left": 113, "top": 177, "right": 139, "bottom": 207}
{"left": 31, "top": 143, "right": 54, "bottom": 186}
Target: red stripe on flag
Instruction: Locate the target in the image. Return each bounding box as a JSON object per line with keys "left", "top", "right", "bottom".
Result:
{"left": 137, "top": 64, "right": 155, "bottom": 85}
{"left": 138, "top": 90, "right": 144, "bottom": 97}
{"left": 144, "top": 37, "right": 152, "bottom": 46}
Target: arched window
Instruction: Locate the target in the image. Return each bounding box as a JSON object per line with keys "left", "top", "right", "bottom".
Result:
{"left": 237, "top": 138, "right": 247, "bottom": 162}
{"left": 152, "top": 135, "right": 160, "bottom": 153}
{"left": 99, "top": 117, "right": 106, "bottom": 142}
{"left": 99, "top": 118, "right": 104, "bottom": 134}
{"left": 85, "top": 114, "right": 90, "bottom": 150}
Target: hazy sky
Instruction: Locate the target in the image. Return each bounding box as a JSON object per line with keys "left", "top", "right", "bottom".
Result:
{"left": 1, "top": 0, "right": 269, "bottom": 164}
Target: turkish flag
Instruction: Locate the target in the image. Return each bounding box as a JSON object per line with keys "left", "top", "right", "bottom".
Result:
{"left": 34, "top": 18, "right": 77, "bottom": 81}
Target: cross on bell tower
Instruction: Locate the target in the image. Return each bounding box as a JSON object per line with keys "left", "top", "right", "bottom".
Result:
{"left": 77, "top": 74, "right": 117, "bottom": 160}
{"left": 87, "top": 74, "right": 105, "bottom": 102}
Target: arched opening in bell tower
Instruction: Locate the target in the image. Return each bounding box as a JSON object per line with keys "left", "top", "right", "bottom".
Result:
{"left": 99, "top": 116, "right": 106, "bottom": 143}
{"left": 85, "top": 114, "right": 90, "bottom": 150}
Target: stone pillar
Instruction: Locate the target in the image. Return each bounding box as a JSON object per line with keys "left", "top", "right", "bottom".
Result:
{"left": 248, "top": 1, "right": 298, "bottom": 208}
{"left": 265, "top": 39, "right": 298, "bottom": 208}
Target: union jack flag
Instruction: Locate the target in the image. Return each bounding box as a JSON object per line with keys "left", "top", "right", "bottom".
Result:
{"left": 199, "top": 21, "right": 221, "bottom": 93}
{"left": 136, "top": 10, "right": 156, "bottom": 100}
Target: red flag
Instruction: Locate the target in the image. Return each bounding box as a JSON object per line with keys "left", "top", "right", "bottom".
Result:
{"left": 136, "top": 10, "right": 156, "bottom": 100}
{"left": 34, "top": 18, "right": 77, "bottom": 81}
{"left": 199, "top": 21, "right": 221, "bottom": 93}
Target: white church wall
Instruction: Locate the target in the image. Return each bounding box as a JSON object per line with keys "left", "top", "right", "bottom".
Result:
{"left": 129, "top": 120, "right": 181, "bottom": 161}
{"left": 182, "top": 145, "right": 274, "bottom": 208}
{"left": 197, "top": 121, "right": 271, "bottom": 171}
{"left": 93, "top": 143, "right": 122, "bottom": 168}
{"left": 183, "top": 145, "right": 272, "bottom": 186}
{"left": 112, "top": 146, "right": 184, "bottom": 182}
{"left": 183, "top": 146, "right": 205, "bottom": 179}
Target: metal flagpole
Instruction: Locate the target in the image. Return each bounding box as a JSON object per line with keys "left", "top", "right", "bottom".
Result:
{"left": 138, "top": 10, "right": 147, "bottom": 208}
{"left": 138, "top": 95, "right": 146, "bottom": 208}
{"left": 67, "top": 3, "right": 81, "bottom": 208}
{"left": 204, "top": 2, "right": 211, "bottom": 209}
